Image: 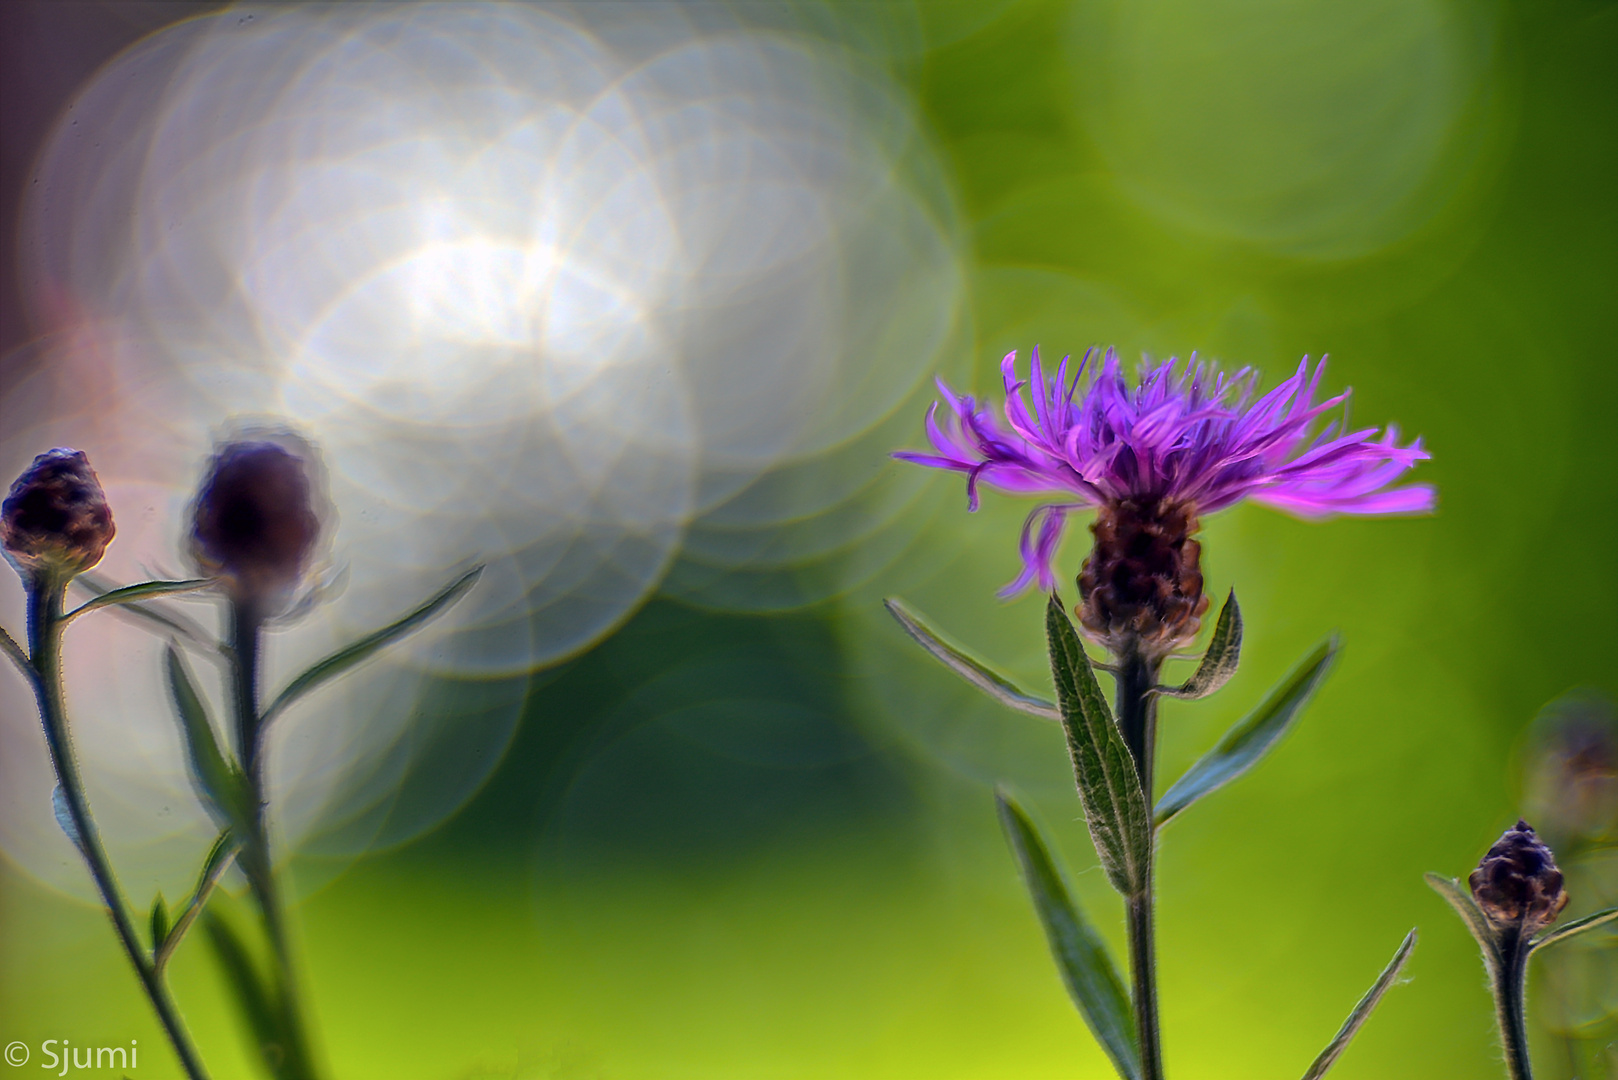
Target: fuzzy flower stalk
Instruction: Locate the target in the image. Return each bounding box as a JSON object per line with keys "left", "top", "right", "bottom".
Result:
{"left": 893, "top": 348, "right": 1432, "bottom": 1080}
{"left": 1428, "top": 821, "right": 1618, "bottom": 1080}
{"left": 2, "top": 451, "right": 212, "bottom": 1080}
{"left": 188, "top": 430, "right": 331, "bottom": 1080}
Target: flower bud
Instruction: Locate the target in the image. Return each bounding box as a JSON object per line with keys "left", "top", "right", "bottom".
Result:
{"left": 189, "top": 431, "right": 327, "bottom": 615}
{"left": 1077, "top": 497, "right": 1209, "bottom": 660}
{"left": 1, "top": 448, "right": 115, "bottom": 583}
{"left": 1468, "top": 820, "right": 1569, "bottom": 935}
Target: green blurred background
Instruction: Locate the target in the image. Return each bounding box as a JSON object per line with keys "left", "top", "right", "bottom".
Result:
{"left": 2, "top": 1, "right": 1614, "bottom": 1077}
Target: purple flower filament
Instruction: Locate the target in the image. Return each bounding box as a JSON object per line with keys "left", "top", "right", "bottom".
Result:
{"left": 895, "top": 348, "right": 1433, "bottom": 595}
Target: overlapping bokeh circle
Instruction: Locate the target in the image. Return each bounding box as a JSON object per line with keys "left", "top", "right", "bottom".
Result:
{"left": 0, "top": 1, "right": 963, "bottom": 895}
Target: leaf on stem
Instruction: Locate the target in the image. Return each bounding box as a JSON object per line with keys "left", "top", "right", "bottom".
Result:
{"left": 1047, "top": 596, "right": 1152, "bottom": 898}
{"left": 64, "top": 579, "right": 213, "bottom": 623}
{"left": 1155, "top": 636, "right": 1339, "bottom": 828}
{"left": 0, "top": 623, "right": 31, "bottom": 685}
{"left": 1156, "top": 590, "right": 1242, "bottom": 700}
{"left": 997, "top": 790, "right": 1142, "bottom": 1080}
{"left": 1424, "top": 874, "right": 1502, "bottom": 967}
{"left": 149, "top": 894, "right": 170, "bottom": 955}
{"left": 51, "top": 785, "right": 84, "bottom": 852}
{"left": 1530, "top": 906, "right": 1618, "bottom": 954}
{"left": 884, "top": 598, "right": 1059, "bottom": 721}
{"left": 165, "top": 644, "right": 251, "bottom": 834}
{"left": 260, "top": 565, "right": 482, "bottom": 727}
{"left": 73, "top": 572, "right": 220, "bottom": 654}
{"left": 155, "top": 830, "right": 239, "bottom": 973}
{"left": 1299, "top": 929, "right": 1418, "bottom": 1079}
{"left": 202, "top": 911, "right": 285, "bottom": 1068}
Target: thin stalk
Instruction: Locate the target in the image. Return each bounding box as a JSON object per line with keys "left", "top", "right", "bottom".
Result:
{"left": 1490, "top": 926, "right": 1533, "bottom": 1080}
{"left": 26, "top": 579, "right": 212, "bottom": 1080}
{"left": 1115, "top": 646, "right": 1164, "bottom": 1080}
{"left": 228, "top": 602, "right": 321, "bottom": 1080}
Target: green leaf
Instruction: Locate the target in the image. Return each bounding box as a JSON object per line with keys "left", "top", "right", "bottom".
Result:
{"left": 202, "top": 911, "right": 286, "bottom": 1072}
{"left": 1424, "top": 873, "right": 1502, "bottom": 966}
{"left": 149, "top": 894, "right": 170, "bottom": 954}
{"left": 1531, "top": 905, "right": 1618, "bottom": 954}
{"left": 73, "top": 571, "right": 219, "bottom": 654}
{"left": 1155, "top": 636, "right": 1339, "bottom": 828}
{"left": 1046, "top": 596, "right": 1152, "bottom": 898}
{"left": 0, "top": 623, "right": 31, "bottom": 685}
{"left": 1299, "top": 929, "right": 1418, "bottom": 1079}
{"left": 165, "top": 644, "right": 251, "bottom": 833}
{"left": 64, "top": 579, "right": 212, "bottom": 623}
{"left": 260, "top": 566, "right": 482, "bottom": 726}
{"left": 155, "top": 830, "right": 239, "bottom": 973}
{"left": 997, "top": 790, "right": 1141, "bottom": 1080}
{"left": 1156, "top": 590, "right": 1242, "bottom": 700}
{"left": 885, "top": 598, "right": 1059, "bottom": 721}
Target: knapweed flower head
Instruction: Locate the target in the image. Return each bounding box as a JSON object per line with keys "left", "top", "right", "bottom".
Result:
{"left": 189, "top": 427, "right": 330, "bottom": 617}
{"left": 1469, "top": 820, "right": 1569, "bottom": 936}
{"left": 2, "top": 448, "right": 115, "bottom": 583}
{"left": 897, "top": 348, "right": 1432, "bottom": 654}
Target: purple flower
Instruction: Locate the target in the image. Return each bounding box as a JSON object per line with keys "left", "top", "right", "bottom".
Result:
{"left": 896, "top": 348, "right": 1433, "bottom": 597}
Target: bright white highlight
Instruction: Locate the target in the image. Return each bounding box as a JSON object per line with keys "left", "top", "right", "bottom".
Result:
{"left": 1, "top": 1, "right": 962, "bottom": 895}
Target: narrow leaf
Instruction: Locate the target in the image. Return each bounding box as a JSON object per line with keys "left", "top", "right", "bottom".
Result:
{"left": 74, "top": 571, "right": 219, "bottom": 654}
{"left": 1047, "top": 596, "right": 1152, "bottom": 897}
{"left": 149, "top": 894, "right": 170, "bottom": 954}
{"left": 997, "top": 790, "right": 1141, "bottom": 1080}
{"left": 0, "top": 623, "right": 31, "bottom": 684}
{"left": 156, "top": 830, "right": 239, "bottom": 973}
{"left": 1155, "top": 636, "right": 1339, "bottom": 827}
{"left": 51, "top": 785, "right": 84, "bottom": 852}
{"left": 1157, "top": 590, "right": 1242, "bottom": 700}
{"left": 64, "top": 579, "right": 212, "bottom": 623}
{"left": 1424, "top": 873, "right": 1502, "bottom": 966}
{"left": 1531, "top": 906, "right": 1618, "bottom": 954}
{"left": 1299, "top": 929, "right": 1418, "bottom": 1079}
{"left": 202, "top": 911, "right": 285, "bottom": 1066}
{"left": 165, "top": 644, "right": 250, "bottom": 833}
{"left": 260, "top": 566, "right": 482, "bottom": 726}
{"left": 885, "top": 598, "right": 1059, "bottom": 721}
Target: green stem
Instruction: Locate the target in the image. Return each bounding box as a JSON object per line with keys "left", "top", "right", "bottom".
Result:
{"left": 229, "top": 602, "right": 321, "bottom": 1080}
{"left": 1491, "top": 926, "right": 1533, "bottom": 1080}
{"left": 26, "top": 578, "right": 212, "bottom": 1080}
{"left": 1115, "top": 647, "right": 1164, "bottom": 1080}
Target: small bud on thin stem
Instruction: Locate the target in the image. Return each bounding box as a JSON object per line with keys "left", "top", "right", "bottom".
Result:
{"left": 190, "top": 432, "right": 328, "bottom": 618}
{"left": 1470, "top": 820, "right": 1569, "bottom": 937}
{"left": 2, "top": 448, "right": 115, "bottom": 585}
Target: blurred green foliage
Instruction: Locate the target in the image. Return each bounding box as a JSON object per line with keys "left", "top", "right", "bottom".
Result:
{"left": 3, "top": 0, "right": 1615, "bottom": 1077}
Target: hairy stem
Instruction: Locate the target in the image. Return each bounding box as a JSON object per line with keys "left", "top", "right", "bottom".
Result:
{"left": 1115, "top": 647, "right": 1164, "bottom": 1080}
{"left": 229, "top": 602, "right": 321, "bottom": 1080}
{"left": 27, "top": 579, "right": 212, "bottom": 1080}
{"left": 1491, "top": 927, "right": 1533, "bottom": 1080}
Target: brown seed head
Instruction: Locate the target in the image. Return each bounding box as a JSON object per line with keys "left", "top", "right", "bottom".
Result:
{"left": 1077, "top": 497, "right": 1208, "bottom": 660}
{"left": 1468, "top": 819, "right": 1569, "bottom": 935}
{"left": 1, "top": 448, "right": 115, "bottom": 583}
{"left": 190, "top": 432, "right": 326, "bottom": 615}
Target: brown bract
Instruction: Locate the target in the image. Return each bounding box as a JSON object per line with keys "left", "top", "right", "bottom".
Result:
{"left": 1, "top": 448, "right": 115, "bottom": 581}
{"left": 190, "top": 434, "right": 325, "bottom": 615}
{"left": 1077, "top": 497, "right": 1208, "bottom": 661}
{"left": 1469, "top": 819, "right": 1569, "bottom": 935}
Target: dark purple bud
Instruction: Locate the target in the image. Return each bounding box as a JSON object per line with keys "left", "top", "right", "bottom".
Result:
{"left": 1, "top": 448, "right": 115, "bottom": 582}
{"left": 189, "top": 432, "right": 327, "bottom": 615}
{"left": 1468, "top": 820, "right": 1569, "bottom": 935}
